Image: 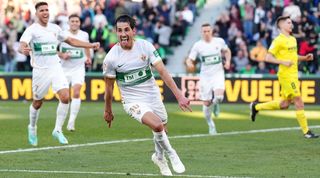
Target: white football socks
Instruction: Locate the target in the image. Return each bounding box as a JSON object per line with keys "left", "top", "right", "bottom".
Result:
{"left": 68, "top": 98, "right": 81, "bottom": 125}
{"left": 203, "top": 105, "right": 215, "bottom": 129}
{"left": 153, "top": 130, "right": 175, "bottom": 155}
{"left": 54, "top": 102, "right": 69, "bottom": 132}
{"left": 154, "top": 136, "right": 164, "bottom": 158}
{"left": 29, "top": 104, "right": 40, "bottom": 128}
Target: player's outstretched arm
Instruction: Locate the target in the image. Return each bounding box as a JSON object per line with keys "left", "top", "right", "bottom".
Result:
{"left": 298, "top": 53, "right": 313, "bottom": 61}
{"left": 265, "top": 53, "right": 293, "bottom": 67}
{"left": 104, "top": 77, "right": 115, "bottom": 128}
{"left": 65, "top": 37, "right": 100, "bottom": 50}
{"left": 153, "top": 61, "right": 192, "bottom": 112}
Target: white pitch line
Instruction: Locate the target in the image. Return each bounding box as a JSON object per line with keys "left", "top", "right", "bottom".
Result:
{"left": 1, "top": 125, "right": 319, "bottom": 155}
{"left": 0, "top": 169, "right": 249, "bottom": 178}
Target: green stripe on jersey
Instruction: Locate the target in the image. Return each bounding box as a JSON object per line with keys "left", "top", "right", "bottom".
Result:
{"left": 61, "top": 47, "right": 84, "bottom": 59}
{"left": 201, "top": 54, "right": 222, "bottom": 65}
{"left": 33, "top": 42, "right": 57, "bottom": 55}
{"left": 116, "top": 66, "right": 152, "bottom": 86}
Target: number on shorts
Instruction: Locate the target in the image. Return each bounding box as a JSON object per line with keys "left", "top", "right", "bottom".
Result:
{"left": 291, "top": 82, "right": 296, "bottom": 89}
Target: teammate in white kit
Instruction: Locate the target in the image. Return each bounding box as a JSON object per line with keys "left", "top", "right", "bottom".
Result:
{"left": 18, "top": 2, "right": 99, "bottom": 146}
{"left": 59, "top": 14, "right": 91, "bottom": 131}
{"left": 186, "top": 23, "right": 231, "bottom": 135}
{"left": 103, "top": 15, "right": 192, "bottom": 176}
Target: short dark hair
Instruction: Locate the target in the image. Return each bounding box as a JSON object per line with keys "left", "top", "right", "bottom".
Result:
{"left": 201, "top": 23, "right": 211, "bottom": 28}
{"left": 276, "top": 16, "right": 290, "bottom": 28}
{"left": 35, "top": 2, "right": 48, "bottom": 10}
{"left": 115, "top": 14, "right": 136, "bottom": 29}
{"left": 69, "top": 14, "right": 80, "bottom": 21}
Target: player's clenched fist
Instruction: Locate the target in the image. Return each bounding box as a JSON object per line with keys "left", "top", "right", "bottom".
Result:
{"left": 91, "top": 42, "right": 100, "bottom": 50}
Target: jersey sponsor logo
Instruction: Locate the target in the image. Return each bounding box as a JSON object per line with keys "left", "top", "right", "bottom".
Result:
{"left": 124, "top": 70, "right": 147, "bottom": 83}
{"left": 116, "top": 66, "right": 152, "bottom": 86}
{"left": 202, "top": 54, "right": 222, "bottom": 65}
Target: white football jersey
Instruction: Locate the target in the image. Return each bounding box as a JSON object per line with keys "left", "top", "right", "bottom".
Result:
{"left": 189, "top": 37, "right": 228, "bottom": 80}
{"left": 20, "top": 22, "right": 68, "bottom": 69}
{"left": 103, "top": 39, "right": 162, "bottom": 103}
{"left": 60, "top": 30, "right": 89, "bottom": 70}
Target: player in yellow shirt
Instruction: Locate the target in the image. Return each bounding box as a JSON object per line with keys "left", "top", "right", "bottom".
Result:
{"left": 250, "top": 16, "right": 318, "bottom": 138}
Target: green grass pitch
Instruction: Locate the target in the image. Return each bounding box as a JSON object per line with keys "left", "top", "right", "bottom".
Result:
{"left": 0, "top": 101, "right": 319, "bottom": 177}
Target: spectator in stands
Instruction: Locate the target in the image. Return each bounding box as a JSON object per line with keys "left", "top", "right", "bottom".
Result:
{"left": 228, "top": 22, "right": 239, "bottom": 42}
{"left": 81, "top": 16, "right": 93, "bottom": 39}
{"left": 215, "top": 12, "right": 230, "bottom": 41}
{"left": 241, "top": 1, "right": 254, "bottom": 41}
{"left": 141, "top": 20, "right": 155, "bottom": 43}
{"left": 156, "top": 3, "right": 171, "bottom": 26}
{"left": 1, "top": 30, "right": 14, "bottom": 72}
{"left": 299, "top": 35, "right": 318, "bottom": 74}
{"left": 229, "top": 4, "right": 242, "bottom": 31}
{"left": 90, "top": 22, "right": 109, "bottom": 49}
{"left": 115, "top": 0, "right": 128, "bottom": 19}
{"left": 240, "top": 64, "right": 256, "bottom": 74}
{"left": 181, "top": 6, "right": 194, "bottom": 26}
{"left": 253, "top": 3, "right": 266, "bottom": 34}
{"left": 93, "top": 4, "right": 108, "bottom": 29}
{"left": 154, "top": 17, "right": 172, "bottom": 50}
{"left": 93, "top": 46, "right": 106, "bottom": 72}
{"left": 256, "top": 62, "right": 269, "bottom": 74}
{"left": 283, "top": 1, "right": 301, "bottom": 20}
{"left": 233, "top": 49, "right": 249, "bottom": 73}
{"left": 250, "top": 39, "right": 268, "bottom": 62}
{"left": 80, "top": 1, "right": 94, "bottom": 23}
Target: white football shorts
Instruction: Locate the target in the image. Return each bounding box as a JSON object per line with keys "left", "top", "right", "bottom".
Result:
{"left": 199, "top": 72, "right": 225, "bottom": 101}
{"left": 32, "top": 65, "right": 69, "bottom": 100}
{"left": 123, "top": 99, "right": 168, "bottom": 124}
{"left": 63, "top": 67, "right": 85, "bottom": 86}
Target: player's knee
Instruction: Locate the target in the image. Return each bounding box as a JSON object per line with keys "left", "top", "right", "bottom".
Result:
{"left": 203, "top": 101, "right": 211, "bottom": 107}
{"left": 33, "top": 100, "right": 43, "bottom": 109}
{"left": 216, "top": 95, "right": 224, "bottom": 103}
{"left": 153, "top": 123, "right": 164, "bottom": 132}
{"left": 73, "top": 92, "right": 80, "bottom": 98}
{"left": 59, "top": 92, "right": 70, "bottom": 104}
{"left": 280, "top": 102, "right": 289, "bottom": 109}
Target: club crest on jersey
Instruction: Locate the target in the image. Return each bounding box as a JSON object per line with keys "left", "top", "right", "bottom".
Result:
{"left": 141, "top": 54, "right": 147, "bottom": 61}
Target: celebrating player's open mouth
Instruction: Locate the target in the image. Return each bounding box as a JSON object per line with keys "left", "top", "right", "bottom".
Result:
{"left": 120, "top": 36, "right": 129, "bottom": 46}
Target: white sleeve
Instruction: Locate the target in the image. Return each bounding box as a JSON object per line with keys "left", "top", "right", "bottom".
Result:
{"left": 188, "top": 43, "right": 199, "bottom": 61}
{"left": 19, "top": 26, "right": 33, "bottom": 44}
{"left": 102, "top": 53, "right": 116, "bottom": 78}
{"left": 218, "top": 38, "right": 228, "bottom": 50}
{"left": 57, "top": 27, "right": 68, "bottom": 42}
{"left": 84, "top": 32, "right": 89, "bottom": 42}
{"left": 146, "top": 41, "right": 162, "bottom": 65}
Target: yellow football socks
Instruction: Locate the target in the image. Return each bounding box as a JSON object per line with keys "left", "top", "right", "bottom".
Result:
{"left": 255, "top": 100, "right": 281, "bottom": 111}
{"left": 296, "top": 110, "right": 309, "bottom": 134}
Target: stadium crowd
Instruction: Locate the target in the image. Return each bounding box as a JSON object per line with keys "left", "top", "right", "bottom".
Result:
{"left": 0, "top": 0, "right": 319, "bottom": 75}
{"left": 214, "top": 0, "right": 320, "bottom": 75}
{"left": 0, "top": 0, "right": 204, "bottom": 72}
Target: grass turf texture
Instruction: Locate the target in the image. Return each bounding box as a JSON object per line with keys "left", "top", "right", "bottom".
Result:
{"left": 0, "top": 101, "right": 319, "bottom": 177}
